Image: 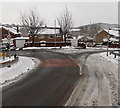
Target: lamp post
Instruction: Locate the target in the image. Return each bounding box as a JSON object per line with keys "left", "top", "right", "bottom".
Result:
{"left": 107, "top": 36, "right": 109, "bottom": 56}
{"left": 54, "top": 20, "right": 56, "bottom": 48}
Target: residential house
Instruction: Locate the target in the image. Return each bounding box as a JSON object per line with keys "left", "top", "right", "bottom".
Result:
{"left": 94, "top": 29, "right": 119, "bottom": 43}
{"left": 26, "top": 27, "right": 64, "bottom": 47}
{"left": 0, "top": 26, "right": 21, "bottom": 39}
{"left": 0, "top": 26, "right": 21, "bottom": 48}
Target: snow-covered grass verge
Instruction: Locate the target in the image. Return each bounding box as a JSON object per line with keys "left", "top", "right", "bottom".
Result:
{"left": 23, "top": 46, "right": 86, "bottom": 51}
{"left": 98, "top": 52, "right": 119, "bottom": 64}
{"left": 23, "top": 46, "right": 76, "bottom": 50}
{"left": 87, "top": 46, "right": 120, "bottom": 51}
{"left": 0, "top": 56, "right": 14, "bottom": 64}
{"left": 113, "top": 51, "right": 120, "bottom": 54}
{"left": 0, "top": 56, "right": 40, "bottom": 87}
{"left": 23, "top": 46, "right": 120, "bottom": 51}
{"left": 23, "top": 47, "right": 60, "bottom": 50}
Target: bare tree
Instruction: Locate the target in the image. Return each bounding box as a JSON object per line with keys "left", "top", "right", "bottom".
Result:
{"left": 57, "top": 7, "right": 73, "bottom": 44}
{"left": 20, "top": 10, "right": 45, "bottom": 46}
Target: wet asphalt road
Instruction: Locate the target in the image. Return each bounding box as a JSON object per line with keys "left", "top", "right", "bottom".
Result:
{"left": 2, "top": 50, "right": 80, "bottom": 106}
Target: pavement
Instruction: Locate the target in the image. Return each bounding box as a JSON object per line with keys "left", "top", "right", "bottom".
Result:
{"left": 1, "top": 57, "right": 19, "bottom": 68}
{"left": 65, "top": 51, "right": 118, "bottom": 106}
{"left": 2, "top": 50, "right": 80, "bottom": 106}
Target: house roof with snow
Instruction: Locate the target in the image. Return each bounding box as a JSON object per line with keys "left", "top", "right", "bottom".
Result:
{"left": 103, "top": 37, "right": 119, "bottom": 42}
{"left": 77, "top": 36, "right": 84, "bottom": 40}
{"left": 110, "top": 37, "right": 119, "bottom": 42}
{"left": 39, "top": 28, "right": 60, "bottom": 35}
{"left": 104, "top": 29, "right": 119, "bottom": 37}
{"left": 71, "top": 28, "right": 81, "bottom": 32}
{"left": 14, "top": 37, "right": 29, "bottom": 40}
{"left": 2, "top": 38, "right": 14, "bottom": 41}
{"left": 0, "top": 26, "right": 21, "bottom": 35}
{"left": 112, "top": 27, "right": 120, "bottom": 30}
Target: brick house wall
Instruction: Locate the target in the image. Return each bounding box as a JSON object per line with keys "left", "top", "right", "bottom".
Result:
{"left": 29, "top": 34, "right": 63, "bottom": 42}
{"left": 94, "top": 30, "right": 109, "bottom": 43}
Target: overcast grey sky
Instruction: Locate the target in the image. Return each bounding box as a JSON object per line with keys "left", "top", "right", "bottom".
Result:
{"left": 0, "top": 2, "right": 118, "bottom": 26}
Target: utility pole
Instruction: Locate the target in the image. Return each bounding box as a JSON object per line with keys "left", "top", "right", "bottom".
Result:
{"left": 118, "top": 29, "right": 120, "bottom": 55}
{"left": 54, "top": 20, "right": 56, "bottom": 48}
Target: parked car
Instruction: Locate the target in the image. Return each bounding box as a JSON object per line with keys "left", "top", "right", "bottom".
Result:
{"left": 87, "top": 43, "right": 96, "bottom": 47}
{"left": 78, "top": 42, "right": 86, "bottom": 49}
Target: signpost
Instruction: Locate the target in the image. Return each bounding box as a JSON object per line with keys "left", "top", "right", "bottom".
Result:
{"left": 7, "top": 33, "right": 11, "bottom": 58}
{"left": 106, "top": 34, "right": 110, "bottom": 56}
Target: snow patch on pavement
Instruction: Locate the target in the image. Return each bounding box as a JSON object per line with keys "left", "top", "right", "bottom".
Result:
{"left": 0, "top": 56, "right": 40, "bottom": 87}
{"left": 87, "top": 53, "right": 118, "bottom": 106}
{"left": 65, "top": 52, "right": 118, "bottom": 106}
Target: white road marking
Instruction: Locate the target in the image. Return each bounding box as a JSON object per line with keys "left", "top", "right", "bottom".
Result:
{"left": 68, "top": 56, "right": 82, "bottom": 76}
{"left": 78, "top": 64, "right": 82, "bottom": 76}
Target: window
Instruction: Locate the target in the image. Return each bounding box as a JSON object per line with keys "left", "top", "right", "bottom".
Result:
{"left": 39, "top": 35, "right": 45, "bottom": 39}
{"left": 48, "top": 35, "right": 54, "bottom": 38}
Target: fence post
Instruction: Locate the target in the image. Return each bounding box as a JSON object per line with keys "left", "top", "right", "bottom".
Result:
{"left": 109, "top": 52, "right": 111, "bottom": 55}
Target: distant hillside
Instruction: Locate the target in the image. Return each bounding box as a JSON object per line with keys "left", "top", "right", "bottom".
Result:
{"left": 96, "top": 23, "right": 118, "bottom": 30}
{"left": 77, "top": 23, "right": 119, "bottom": 38}
{"left": 79, "top": 23, "right": 119, "bottom": 30}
